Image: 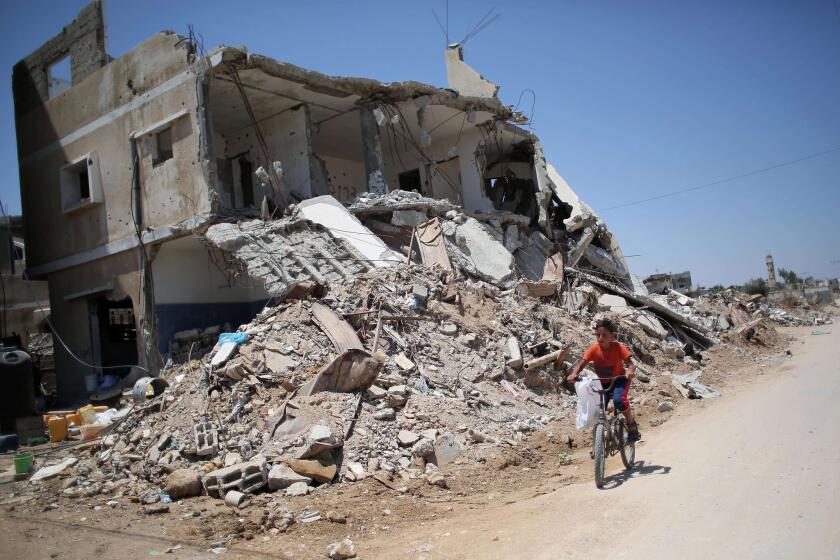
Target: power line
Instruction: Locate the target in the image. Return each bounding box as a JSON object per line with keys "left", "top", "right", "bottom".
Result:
{"left": 600, "top": 145, "right": 840, "bottom": 212}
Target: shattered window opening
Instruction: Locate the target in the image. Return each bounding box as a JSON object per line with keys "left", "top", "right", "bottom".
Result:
{"left": 239, "top": 158, "right": 254, "bottom": 207}
{"left": 77, "top": 164, "right": 90, "bottom": 200}
{"left": 47, "top": 55, "right": 71, "bottom": 99}
{"left": 397, "top": 168, "right": 421, "bottom": 193}
{"left": 154, "top": 127, "right": 174, "bottom": 166}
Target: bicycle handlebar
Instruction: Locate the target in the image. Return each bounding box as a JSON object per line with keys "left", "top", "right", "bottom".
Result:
{"left": 590, "top": 375, "right": 628, "bottom": 394}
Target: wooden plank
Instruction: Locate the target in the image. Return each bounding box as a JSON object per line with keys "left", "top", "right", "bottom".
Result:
{"left": 311, "top": 302, "right": 364, "bottom": 353}
{"left": 415, "top": 218, "right": 453, "bottom": 271}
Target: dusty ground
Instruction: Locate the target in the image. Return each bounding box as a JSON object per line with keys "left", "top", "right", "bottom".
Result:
{"left": 0, "top": 325, "right": 817, "bottom": 560}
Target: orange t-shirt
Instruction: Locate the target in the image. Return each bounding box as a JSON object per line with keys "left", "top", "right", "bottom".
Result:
{"left": 582, "top": 342, "right": 631, "bottom": 379}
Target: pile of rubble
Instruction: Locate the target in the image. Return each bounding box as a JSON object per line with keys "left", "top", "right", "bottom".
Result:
{"left": 9, "top": 192, "right": 831, "bottom": 551}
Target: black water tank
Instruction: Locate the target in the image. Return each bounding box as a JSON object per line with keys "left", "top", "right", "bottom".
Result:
{"left": 0, "top": 350, "right": 35, "bottom": 416}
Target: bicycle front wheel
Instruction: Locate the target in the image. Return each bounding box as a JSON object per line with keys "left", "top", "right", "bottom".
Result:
{"left": 593, "top": 422, "right": 606, "bottom": 488}
{"left": 618, "top": 420, "right": 636, "bottom": 469}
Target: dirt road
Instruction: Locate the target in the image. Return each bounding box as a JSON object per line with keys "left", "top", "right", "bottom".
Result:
{"left": 4, "top": 328, "right": 837, "bottom": 559}
{"left": 367, "top": 328, "right": 840, "bottom": 559}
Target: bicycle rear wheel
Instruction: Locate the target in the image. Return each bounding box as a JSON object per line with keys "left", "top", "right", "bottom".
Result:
{"left": 593, "top": 422, "right": 606, "bottom": 488}
{"left": 617, "top": 419, "right": 636, "bottom": 469}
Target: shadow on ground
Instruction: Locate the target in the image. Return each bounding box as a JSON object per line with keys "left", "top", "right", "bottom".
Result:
{"left": 602, "top": 460, "right": 672, "bottom": 490}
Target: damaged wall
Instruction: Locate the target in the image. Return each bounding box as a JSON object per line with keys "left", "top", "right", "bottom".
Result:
{"left": 152, "top": 236, "right": 270, "bottom": 351}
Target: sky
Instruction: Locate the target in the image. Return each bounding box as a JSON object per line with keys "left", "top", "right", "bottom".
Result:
{"left": 0, "top": 0, "right": 838, "bottom": 287}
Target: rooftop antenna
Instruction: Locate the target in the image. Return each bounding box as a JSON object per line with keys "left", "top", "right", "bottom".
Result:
{"left": 457, "top": 7, "right": 500, "bottom": 47}
{"left": 431, "top": 8, "right": 449, "bottom": 46}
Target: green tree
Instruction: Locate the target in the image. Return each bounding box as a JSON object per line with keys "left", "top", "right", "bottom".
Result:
{"left": 742, "top": 277, "right": 769, "bottom": 296}
{"left": 708, "top": 284, "right": 726, "bottom": 293}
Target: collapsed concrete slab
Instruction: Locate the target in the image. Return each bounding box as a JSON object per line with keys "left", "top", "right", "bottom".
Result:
{"left": 205, "top": 217, "right": 374, "bottom": 297}
{"left": 441, "top": 217, "right": 515, "bottom": 289}
{"left": 298, "top": 196, "right": 402, "bottom": 267}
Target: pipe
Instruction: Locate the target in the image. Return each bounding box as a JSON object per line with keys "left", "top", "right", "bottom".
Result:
{"left": 523, "top": 346, "right": 570, "bottom": 372}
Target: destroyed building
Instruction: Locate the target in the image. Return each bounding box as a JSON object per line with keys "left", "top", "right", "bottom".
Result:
{"left": 13, "top": 1, "right": 642, "bottom": 404}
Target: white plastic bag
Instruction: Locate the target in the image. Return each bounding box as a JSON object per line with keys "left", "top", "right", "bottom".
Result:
{"left": 575, "top": 376, "right": 603, "bottom": 429}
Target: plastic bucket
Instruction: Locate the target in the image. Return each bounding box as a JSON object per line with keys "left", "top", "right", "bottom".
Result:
{"left": 14, "top": 452, "right": 33, "bottom": 474}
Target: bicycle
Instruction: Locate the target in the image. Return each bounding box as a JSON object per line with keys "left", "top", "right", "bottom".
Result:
{"left": 590, "top": 375, "right": 636, "bottom": 488}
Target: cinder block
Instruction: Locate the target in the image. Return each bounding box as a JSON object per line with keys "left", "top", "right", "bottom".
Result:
{"left": 194, "top": 420, "right": 218, "bottom": 457}
{"left": 203, "top": 458, "right": 268, "bottom": 498}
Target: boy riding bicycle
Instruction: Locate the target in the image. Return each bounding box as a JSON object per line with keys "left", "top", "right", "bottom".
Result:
{"left": 567, "top": 318, "right": 642, "bottom": 442}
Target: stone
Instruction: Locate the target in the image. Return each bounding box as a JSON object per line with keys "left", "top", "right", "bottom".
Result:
{"left": 373, "top": 408, "right": 396, "bottom": 420}
{"left": 285, "top": 458, "right": 337, "bottom": 484}
{"left": 309, "top": 424, "right": 333, "bottom": 442}
{"left": 433, "top": 432, "right": 463, "bottom": 466}
{"left": 327, "top": 538, "right": 357, "bottom": 559}
{"left": 164, "top": 469, "right": 202, "bottom": 499}
{"left": 427, "top": 472, "right": 447, "bottom": 488}
{"left": 439, "top": 323, "right": 458, "bottom": 336}
{"left": 326, "top": 510, "right": 347, "bottom": 524}
{"left": 386, "top": 393, "right": 407, "bottom": 408}
{"left": 286, "top": 481, "right": 311, "bottom": 497}
{"left": 397, "top": 430, "right": 420, "bottom": 447}
{"left": 662, "top": 344, "right": 686, "bottom": 360}
{"left": 224, "top": 452, "right": 242, "bottom": 467}
{"left": 658, "top": 401, "right": 674, "bottom": 413}
{"left": 391, "top": 209, "right": 428, "bottom": 227}
{"left": 367, "top": 385, "right": 387, "bottom": 399}
{"left": 269, "top": 463, "right": 312, "bottom": 490}
{"left": 143, "top": 504, "right": 170, "bottom": 515}
{"left": 411, "top": 438, "right": 435, "bottom": 458}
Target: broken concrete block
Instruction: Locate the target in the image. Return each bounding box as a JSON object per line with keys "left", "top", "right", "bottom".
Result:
{"left": 203, "top": 458, "right": 268, "bottom": 498}
{"left": 391, "top": 209, "right": 428, "bottom": 227}
{"left": 433, "top": 432, "right": 463, "bottom": 466}
{"left": 397, "top": 430, "right": 420, "bottom": 447}
{"left": 445, "top": 217, "right": 516, "bottom": 288}
{"left": 211, "top": 341, "right": 238, "bottom": 368}
{"left": 597, "top": 294, "right": 630, "bottom": 314}
{"left": 268, "top": 463, "right": 312, "bottom": 490}
{"left": 635, "top": 312, "right": 668, "bottom": 339}
{"left": 299, "top": 349, "right": 382, "bottom": 396}
{"left": 506, "top": 336, "right": 523, "bottom": 368}
{"left": 264, "top": 350, "right": 296, "bottom": 374}
{"left": 285, "top": 457, "right": 337, "bottom": 484}
{"left": 393, "top": 353, "right": 415, "bottom": 371}
{"left": 164, "top": 469, "right": 202, "bottom": 499}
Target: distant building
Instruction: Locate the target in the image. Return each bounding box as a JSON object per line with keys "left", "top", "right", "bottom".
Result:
{"left": 643, "top": 270, "right": 693, "bottom": 295}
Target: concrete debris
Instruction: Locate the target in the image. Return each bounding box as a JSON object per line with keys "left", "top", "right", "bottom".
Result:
{"left": 203, "top": 458, "right": 268, "bottom": 498}
{"left": 286, "top": 481, "right": 312, "bottom": 497}
{"left": 442, "top": 217, "right": 516, "bottom": 288}
{"left": 433, "top": 432, "right": 463, "bottom": 467}
{"left": 205, "top": 216, "right": 374, "bottom": 298}
{"left": 269, "top": 463, "right": 313, "bottom": 490}
{"left": 286, "top": 457, "right": 337, "bottom": 484}
{"left": 327, "top": 538, "right": 357, "bottom": 559}
{"left": 672, "top": 372, "right": 720, "bottom": 399}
